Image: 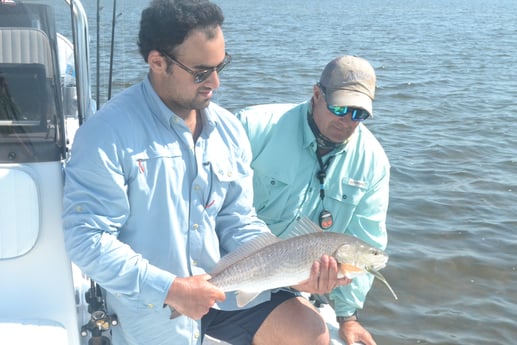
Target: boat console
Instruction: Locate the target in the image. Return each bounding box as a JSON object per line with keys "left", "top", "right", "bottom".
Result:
{"left": 0, "top": 2, "right": 98, "bottom": 344}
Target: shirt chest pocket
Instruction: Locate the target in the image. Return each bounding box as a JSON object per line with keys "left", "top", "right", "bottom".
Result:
{"left": 204, "top": 151, "right": 249, "bottom": 213}
{"left": 129, "top": 146, "right": 183, "bottom": 186}
{"left": 207, "top": 138, "right": 249, "bottom": 182}
{"left": 326, "top": 178, "right": 367, "bottom": 207}
{"left": 252, "top": 170, "right": 293, "bottom": 224}
{"left": 210, "top": 159, "right": 244, "bottom": 182}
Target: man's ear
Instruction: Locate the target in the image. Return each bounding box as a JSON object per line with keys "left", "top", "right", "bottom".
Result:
{"left": 148, "top": 50, "right": 168, "bottom": 73}
{"left": 313, "top": 84, "right": 323, "bottom": 100}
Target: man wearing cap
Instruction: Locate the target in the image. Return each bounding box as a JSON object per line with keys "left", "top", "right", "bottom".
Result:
{"left": 236, "top": 55, "right": 390, "bottom": 345}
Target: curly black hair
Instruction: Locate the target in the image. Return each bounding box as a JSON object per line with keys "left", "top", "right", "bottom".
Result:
{"left": 137, "top": 0, "right": 224, "bottom": 62}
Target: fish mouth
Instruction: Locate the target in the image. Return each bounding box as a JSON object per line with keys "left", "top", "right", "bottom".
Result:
{"left": 367, "top": 268, "right": 398, "bottom": 300}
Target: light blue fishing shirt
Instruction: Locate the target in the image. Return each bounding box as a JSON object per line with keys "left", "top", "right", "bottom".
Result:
{"left": 63, "top": 76, "right": 271, "bottom": 345}
{"left": 236, "top": 101, "right": 390, "bottom": 317}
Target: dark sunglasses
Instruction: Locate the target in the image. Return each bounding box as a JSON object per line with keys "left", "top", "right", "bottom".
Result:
{"left": 160, "top": 50, "right": 232, "bottom": 83}
{"left": 326, "top": 105, "right": 370, "bottom": 121}
{"left": 318, "top": 83, "right": 370, "bottom": 121}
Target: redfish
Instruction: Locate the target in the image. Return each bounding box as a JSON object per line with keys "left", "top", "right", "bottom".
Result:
{"left": 169, "top": 217, "right": 396, "bottom": 318}
{"left": 209, "top": 217, "right": 397, "bottom": 307}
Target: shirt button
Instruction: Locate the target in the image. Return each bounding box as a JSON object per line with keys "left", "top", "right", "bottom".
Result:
{"left": 227, "top": 171, "right": 232, "bottom": 178}
{"left": 193, "top": 224, "right": 199, "bottom": 231}
{"left": 193, "top": 184, "right": 200, "bottom": 191}
{"left": 194, "top": 331, "right": 200, "bottom": 339}
{"left": 192, "top": 260, "right": 198, "bottom": 266}
{"left": 147, "top": 304, "right": 154, "bottom": 309}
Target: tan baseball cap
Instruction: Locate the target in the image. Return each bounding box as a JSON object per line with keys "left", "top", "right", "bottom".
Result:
{"left": 319, "top": 55, "right": 376, "bottom": 117}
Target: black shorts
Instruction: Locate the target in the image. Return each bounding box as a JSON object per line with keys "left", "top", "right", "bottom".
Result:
{"left": 201, "top": 290, "right": 297, "bottom": 344}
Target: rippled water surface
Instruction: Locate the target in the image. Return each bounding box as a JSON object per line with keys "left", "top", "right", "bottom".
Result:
{"left": 55, "top": 0, "right": 517, "bottom": 343}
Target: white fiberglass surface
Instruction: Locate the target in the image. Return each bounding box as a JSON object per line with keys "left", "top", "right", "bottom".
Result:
{"left": 0, "top": 167, "right": 39, "bottom": 259}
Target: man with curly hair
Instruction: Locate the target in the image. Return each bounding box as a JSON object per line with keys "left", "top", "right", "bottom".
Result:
{"left": 63, "top": 1, "right": 346, "bottom": 344}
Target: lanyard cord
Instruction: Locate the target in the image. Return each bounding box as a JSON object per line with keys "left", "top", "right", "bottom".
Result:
{"left": 316, "top": 153, "right": 334, "bottom": 203}
{"left": 316, "top": 153, "right": 335, "bottom": 229}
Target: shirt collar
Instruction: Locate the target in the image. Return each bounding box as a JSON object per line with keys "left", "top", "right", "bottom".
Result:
{"left": 143, "top": 75, "right": 175, "bottom": 129}
{"left": 300, "top": 100, "right": 317, "bottom": 150}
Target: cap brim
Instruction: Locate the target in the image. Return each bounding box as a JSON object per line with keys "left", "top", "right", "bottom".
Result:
{"left": 326, "top": 91, "right": 373, "bottom": 117}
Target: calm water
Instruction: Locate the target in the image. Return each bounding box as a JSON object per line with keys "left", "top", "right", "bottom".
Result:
{"left": 57, "top": 0, "right": 517, "bottom": 343}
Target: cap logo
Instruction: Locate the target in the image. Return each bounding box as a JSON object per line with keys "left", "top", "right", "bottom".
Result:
{"left": 343, "top": 70, "right": 371, "bottom": 82}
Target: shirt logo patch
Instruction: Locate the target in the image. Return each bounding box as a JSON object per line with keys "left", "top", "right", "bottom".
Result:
{"left": 347, "top": 178, "right": 367, "bottom": 188}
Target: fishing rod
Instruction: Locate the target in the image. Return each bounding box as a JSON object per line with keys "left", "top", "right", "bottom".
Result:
{"left": 68, "top": 0, "right": 84, "bottom": 125}
{"left": 107, "top": 0, "right": 117, "bottom": 101}
{"left": 95, "top": 0, "right": 100, "bottom": 110}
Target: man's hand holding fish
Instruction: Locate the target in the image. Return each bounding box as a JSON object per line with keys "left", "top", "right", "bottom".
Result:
{"left": 291, "top": 254, "right": 352, "bottom": 294}
{"left": 164, "top": 274, "right": 226, "bottom": 320}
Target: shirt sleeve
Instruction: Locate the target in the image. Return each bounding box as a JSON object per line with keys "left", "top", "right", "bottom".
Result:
{"left": 62, "top": 118, "right": 174, "bottom": 308}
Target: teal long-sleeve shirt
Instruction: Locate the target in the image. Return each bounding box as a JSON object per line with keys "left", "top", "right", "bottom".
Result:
{"left": 236, "top": 101, "right": 390, "bottom": 317}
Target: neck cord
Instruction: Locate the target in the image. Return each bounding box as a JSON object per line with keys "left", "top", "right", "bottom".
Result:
{"left": 306, "top": 102, "right": 340, "bottom": 228}
{"left": 315, "top": 152, "right": 335, "bottom": 229}
{"left": 316, "top": 153, "right": 334, "bottom": 202}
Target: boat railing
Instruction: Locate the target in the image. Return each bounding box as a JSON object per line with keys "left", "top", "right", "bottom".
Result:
{"left": 65, "top": 0, "right": 95, "bottom": 125}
